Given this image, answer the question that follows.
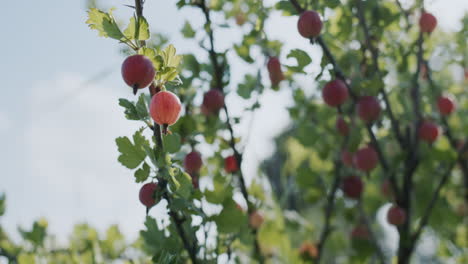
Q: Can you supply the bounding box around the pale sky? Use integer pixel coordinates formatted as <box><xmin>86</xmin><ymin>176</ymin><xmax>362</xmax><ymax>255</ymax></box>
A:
<box><xmin>0</xmin><ymin>0</ymin><xmax>466</xmax><ymax>246</ymax></box>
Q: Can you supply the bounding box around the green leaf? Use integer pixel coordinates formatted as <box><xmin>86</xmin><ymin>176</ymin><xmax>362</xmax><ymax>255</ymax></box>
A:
<box><xmin>86</xmin><ymin>8</ymin><xmax>125</xmax><ymax>40</ymax></box>
<box><xmin>134</xmin><ymin>162</ymin><xmax>151</xmax><ymax>183</ymax></box>
<box><xmin>237</xmin><ymin>74</ymin><xmax>260</xmax><ymax>99</ymax></box>
<box><xmin>123</xmin><ymin>16</ymin><xmax>150</xmax><ymax>41</ymax></box>
<box><xmin>181</xmin><ymin>21</ymin><xmax>196</xmax><ymax>38</ymax></box>
<box><xmin>171</xmin><ymin>170</ymin><xmax>193</xmax><ymax>199</ymax></box>
<box><xmin>0</xmin><ymin>193</ymin><xmax>5</xmax><ymax>217</ymax></box>
<box><xmin>115</xmin><ymin>131</ymin><xmax>148</xmax><ymax>169</ymax></box>
<box><xmin>135</xmin><ymin>94</ymin><xmax>150</xmax><ymax>120</ymax></box>
<box><xmin>213</xmin><ymin>199</ymin><xmax>246</xmax><ymax>234</ymax></box>
<box><xmin>275</xmin><ymin>1</ymin><xmax>297</xmax><ymax>16</ymax></box>
<box><xmin>19</xmin><ymin>219</ymin><xmax>48</xmax><ymax>248</ymax></box>
<box><xmin>163</xmin><ymin>133</ymin><xmax>181</xmax><ymax>154</ymax></box>
<box><xmin>119</xmin><ymin>99</ymin><xmax>139</xmax><ymax>120</ymax></box>
<box><xmin>286</xmin><ymin>49</ymin><xmax>312</xmax><ymax>73</ymax></box>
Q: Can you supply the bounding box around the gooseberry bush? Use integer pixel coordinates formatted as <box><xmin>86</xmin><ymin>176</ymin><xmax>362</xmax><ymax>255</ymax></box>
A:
<box><xmin>84</xmin><ymin>0</ymin><xmax>467</xmax><ymax>263</ymax></box>
<box><xmin>1</xmin><ymin>0</ymin><xmax>467</xmax><ymax>263</ymax></box>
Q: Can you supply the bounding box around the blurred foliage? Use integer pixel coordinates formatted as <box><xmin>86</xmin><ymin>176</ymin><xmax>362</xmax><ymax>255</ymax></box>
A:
<box><xmin>3</xmin><ymin>0</ymin><xmax>468</xmax><ymax>263</ymax></box>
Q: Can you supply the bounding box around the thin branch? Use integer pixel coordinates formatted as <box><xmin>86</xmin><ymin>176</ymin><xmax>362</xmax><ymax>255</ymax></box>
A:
<box><xmin>134</xmin><ymin>1</ymin><xmax>199</xmax><ymax>263</ymax></box>
<box><xmin>355</xmin><ymin>0</ymin><xmax>406</xmax><ymax>148</ymax></box>
<box><xmin>315</xmin><ymin>156</ymin><xmax>343</xmax><ymax>263</ymax></box>
<box><xmin>195</xmin><ymin>1</ymin><xmax>264</xmax><ymax>262</ymax></box>
<box><xmin>410</xmin><ymin>162</ymin><xmax>456</xmax><ymax>247</ymax></box>
<box><xmin>357</xmin><ymin>200</ymin><xmax>388</xmax><ymax>264</ymax></box>
<box><xmin>423</xmin><ymin>60</ymin><xmax>468</xmax><ymax>205</ymax></box>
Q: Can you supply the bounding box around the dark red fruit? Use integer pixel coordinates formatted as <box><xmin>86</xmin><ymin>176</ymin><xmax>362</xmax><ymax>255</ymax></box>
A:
<box><xmin>387</xmin><ymin>205</ymin><xmax>406</xmax><ymax>226</ymax></box>
<box><xmin>418</xmin><ymin>121</ymin><xmax>439</xmax><ymax>143</ymax></box>
<box><xmin>341</xmin><ymin>150</ymin><xmax>354</xmax><ymax>168</ymax></box>
<box><xmin>297</xmin><ymin>10</ymin><xmax>323</xmax><ymax>38</ymax></box>
<box><xmin>336</xmin><ymin>117</ymin><xmax>350</xmax><ymax>136</ymax></box>
<box><xmin>419</xmin><ymin>12</ymin><xmax>437</xmax><ymax>33</ymax></box>
<box><xmin>351</xmin><ymin>225</ymin><xmax>370</xmax><ymax>240</ymax></box>
<box><xmin>342</xmin><ymin>176</ymin><xmax>364</xmax><ymax>199</ymax></box>
<box><xmin>203</xmin><ymin>89</ymin><xmax>225</xmax><ymax>114</ymax></box>
<box><xmin>249</xmin><ymin>211</ymin><xmax>264</xmax><ymax>228</ymax></box>
<box><xmin>356</xmin><ymin>96</ymin><xmax>381</xmax><ymax>123</ymax></box>
<box><xmin>224</xmin><ymin>155</ymin><xmax>239</xmax><ymax>173</ymax></box>
<box><xmin>381</xmin><ymin>179</ymin><xmax>393</xmax><ymax>199</ymax></box>
<box><xmin>299</xmin><ymin>242</ymin><xmax>318</xmax><ymax>260</ymax></box>
<box><xmin>150</xmin><ymin>91</ymin><xmax>182</xmax><ymax>127</ymax></box>
<box><xmin>121</xmin><ymin>55</ymin><xmax>156</xmax><ymax>93</ymax></box>
<box><xmin>437</xmin><ymin>96</ymin><xmax>455</xmax><ymax>116</ymax></box>
<box><xmin>184</xmin><ymin>151</ymin><xmax>203</xmax><ymax>174</ymax></box>
<box><xmin>139</xmin><ymin>182</ymin><xmax>158</xmax><ymax>207</ymax></box>
<box><xmin>353</xmin><ymin>146</ymin><xmax>378</xmax><ymax>172</ymax></box>
<box><xmin>322</xmin><ymin>80</ymin><xmax>349</xmax><ymax>107</ymax></box>
<box><xmin>267</xmin><ymin>57</ymin><xmax>285</xmax><ymax>86</ymax></box>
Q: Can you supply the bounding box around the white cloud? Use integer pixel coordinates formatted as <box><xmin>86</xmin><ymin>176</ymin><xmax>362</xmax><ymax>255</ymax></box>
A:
<box><xmin>0</xmin><ymin>111</ymin><xmax>11</xmax><ymax>134</ymax></box>
<box><xmin>6</xmin><ymin>72</ymin><xmax>151</xmax><ymax>242</ymax></box>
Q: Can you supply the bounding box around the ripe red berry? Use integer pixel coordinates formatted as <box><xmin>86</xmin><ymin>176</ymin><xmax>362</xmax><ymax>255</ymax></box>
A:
<box><xmin>267</xmin><ymin>57</ymin><xmax>285</xmax><ymax>86</ymax></box>
<box><xmin>353</xmin><ymin>146</ymin><xmax>378</xmax><ymax>172</ymax></box>
<box><xmin>341</xmin><ymin>150</ymin><xmax>354</xmax><ymax>168</ymax></box>
<box><xmin>299</xmin><ymin>242</ymin><xmax>318</xmax><ymax>260</ymax></box>
<box><xmin>437</xmin><ymin>96</ymin><xmax>455</xmax><ymax>116</ymax></box>
<box><xmin>139</xmin><ymin>182</ymin><xmax>158</xmax><ymax>208</ymax></box>
<box><xmin>121</xmin><ymin>55</ymin><xmax>156</xmax><ymax>93</ymax></box>
<box><xmin>336</xmin><ymin>117</ymin><xmax>350</xmax><ymax>136</ymax></box>
<box><xmin>381</xmin><ymin>179</ymin><xmax>393</xmax><ymax>199</ymax></box>
<box><xmin>419</xmin><ymin>12</ymin><xmax>437</xmax><ymax>33</ymax></box>
<box><xmin>224</xmin><ymin>155</ymin><xmax>239</xmax><ymax>173</ymax></box>
<box><xmin>249</xmin><ymin>211</ymin><xmax>264</xmax><ymax>229</ymax></box>
<box><xmin>387</xmin><ymin>205</ymin><xmax>406</xmax><ymax>226</ymax></box>
<box><xmin>203</xmin><ymin>89</ymin><xmax>225</xmax><ymax>114</ymax></box>
<box><xmin>351</xmin><ymin>225</ymin><xmax>370</xmax><ymax>240</ymax></box>
<box><xmin>184</xmin><ymin>151</ymin><xmax>203</xmax><ymax>174</ymax></box>
<box><xmin>297</xmin><ymin>10</ymin><xmax>323</xmax><ymax>38</ymax></box>
<box><xmin>356</xmin><ymin>96</ymin><xmax>381</xmax><ymax>123</ymax></box>
<box><xmin>150</xmin><ymin>91</ymin><xmax>182</xmax><ymax>127</ymax></box>
<box><xmin>418</xmin><ymin>121</ymin><xmax>440</xmax><ymax>143</ymax></box>
<box><xmin>322</xmin><ymin>80</ymin><xmax>349</xmax><ymax>107</ymax></box>
<box><xmin>342</xmin><ymin>176</ymin><xmax>364</xmax><ymax>199</ymax></box>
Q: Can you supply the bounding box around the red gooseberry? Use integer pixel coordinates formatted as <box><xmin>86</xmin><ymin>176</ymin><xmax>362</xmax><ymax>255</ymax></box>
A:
<box><xmin>139</xmin><ymin>182</ymin><xmax>158</xmax><ymax>208</ymax></box>
<box><xmin>224</xmin><ymin>155</ymin><xmax>239</xmax><ymax>173</ymax></box>
<box><xmin>184</xmin><ymin>151</ymin><xmax>203</xmax><ymax>174</ymax></box>
<box><xmin>297</xmin><ymin>10</ymin><xmax>323</xmax><ymax>38</ymax></box>
<box><xmin>150</xmin><ymin>91</ymin><xmax>182</xmax><ymax>129</ymax></box>
<box><xmin>322</xmin><ymin>80</ymin><xmax>349</xmax><ymax>107</ymax></box>
<box><xmin>418</xmin><ymin>121</ymin><xmax>439</xmax><ymax>143</ymax></box>
<box><xmin>353</xmin><ymin>146</ymin><xmax>379</xmax><ymax>172</ymax></box>
<box><xmin>387</xmin><ymin>205</ymin><xmax>407</xmax><ymax>226</ymax></box>
<box><xmin>342</xmin><ymin>176</ymin><xmax>364</xmax><ymax>199</ymax></box>
<box><xmin>203</xmin><ymin>89</ymin><xmax>225</xmax><ymax>114</ymax></box>
<box><xmin>419</xmin><ymin>12</ymin><xmax>437</xmax><ymax>33</ymax></box>
<box><xmin>121</xmin><ymin>55</ymin><xmax>156</xmax><ymax>94</ymax></box>
<box><xmin>356</xmin><ymin>96</ymin><xmax>381</xmax><ymax>123</ymax></box>
<box><xmin>336</xmin><ymin>117</ymin><xmax>350</xmax><ymax>136</ymax></box>
<box><xmin>437</xmin><ymin>96</ymin><xmax>455</xmax><ymax>116</ymax></box>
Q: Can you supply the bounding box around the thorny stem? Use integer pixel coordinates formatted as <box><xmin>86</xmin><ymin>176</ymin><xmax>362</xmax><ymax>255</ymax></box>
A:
<box><xmin>423</xmin><ymin>60</ymin><xmax>468</xmax><ymax>206</ymax></box>
<box><xmin>195</xmin><ymin>0</ymin><xmax>264</xmax><ymax>262</ymax></box>
<box><xmin>134</xmin><ymin>1</ymin><xmax>199</xmax><ymax>263</ymax></box>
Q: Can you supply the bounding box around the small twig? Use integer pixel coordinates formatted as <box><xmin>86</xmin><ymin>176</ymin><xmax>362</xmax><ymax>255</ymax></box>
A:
<box><xmin>423</xmin><ymin>60</ymin><xmax>468</xmax><ymax>205</ymax></box>
<box><xmin>194</xmin><ymin>1</ymin><xmax>264</xmax><ymax>262</ymax></box>
<box><xmin>355</xmin><ymin>0</ymin><xmax>406</xmax><ymax>148</ymax></box>
<box><xmin>133</xmin><ymin>1</ymin><xmax>199</xmax><ymax>263</ymax></box>
<box><xmin>357</xmin><ymin>200</ymin><xmax>388</xmax><ymax>264</ymax></box>
<box><xmin>410</xmin><ymin>162</ymin><xmax>456</xmax><ymax>248</ymax></box>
